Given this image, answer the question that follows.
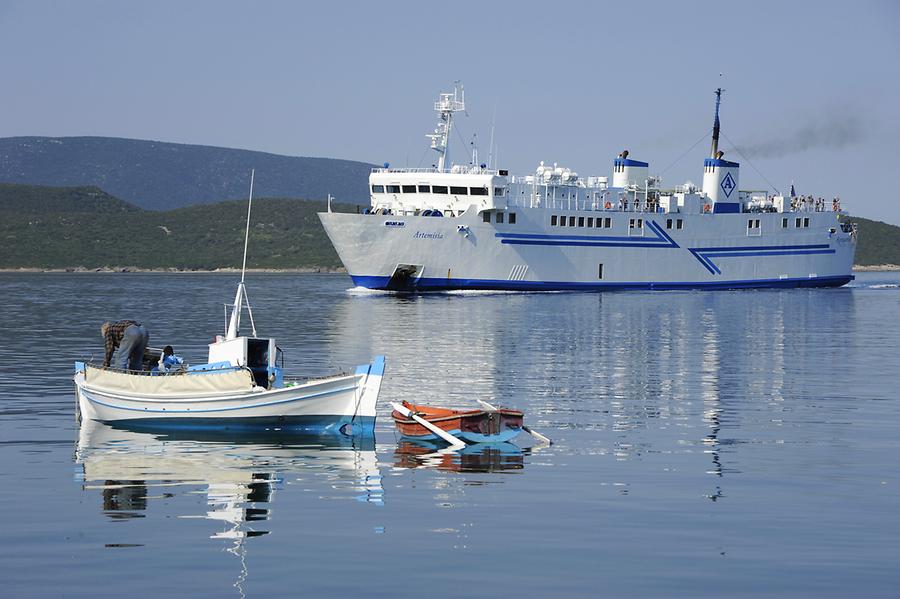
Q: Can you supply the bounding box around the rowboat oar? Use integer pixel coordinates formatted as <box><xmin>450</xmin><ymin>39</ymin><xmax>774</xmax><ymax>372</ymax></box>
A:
<box><xmin>477</xmin><ymin>399</ymin><xmax>552</xmax><ymax>446</ymax></box>
<box><xmin>391</xmin><ymin>402</ymin><xmax>466</xmax><ymax>449</ymax></box>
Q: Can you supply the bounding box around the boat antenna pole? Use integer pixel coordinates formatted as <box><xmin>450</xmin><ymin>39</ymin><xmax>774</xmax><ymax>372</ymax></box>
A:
<box><xmin>226</xmin><ymin>169</ymin><xmax>257</xmax><ymax>339</ymax></box>
<box><xmin>426</xmin><ymin>81</ymin><xmax>465</xmax><ymax>172</ymax></box>
<box><xmin>710</xmin><ymin>87</ymin><xmax>723</xmax><ymax>158</ymax></box>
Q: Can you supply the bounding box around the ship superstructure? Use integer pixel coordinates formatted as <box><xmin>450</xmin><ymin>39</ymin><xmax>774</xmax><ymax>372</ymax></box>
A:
<box><xmin>319</xmin><ymin>85</ymin><xmax>856</xmax><ymax>291</ymax></box>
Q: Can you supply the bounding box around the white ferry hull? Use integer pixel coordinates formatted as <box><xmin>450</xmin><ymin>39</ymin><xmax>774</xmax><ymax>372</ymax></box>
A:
<box><xmin>320</xmin><ymin>210</ymin><xmax>855</xmax><ymax>291</ymax></box>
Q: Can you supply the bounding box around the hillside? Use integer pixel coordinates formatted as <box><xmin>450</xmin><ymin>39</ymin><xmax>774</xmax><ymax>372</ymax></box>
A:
<box><xmin>0</xmin><ymin>184</ymin><xmax>346</xmax><ymax>269</ymax></box>
<box><xmin>0</xmin><ymin>136</ymin><xmax>373</xmax><ymax>211</ymax></box>
<box><xmin>846</xmin><ymin>216</ymin><xmax>900</xmax><ymax>266</ymax></box>
<box><xmin>1</xmin><ymin>183</ymin><xmax>899</xmax><ymax>270</ymax></box>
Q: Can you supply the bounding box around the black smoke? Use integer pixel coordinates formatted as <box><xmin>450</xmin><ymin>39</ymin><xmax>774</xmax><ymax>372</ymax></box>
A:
<box><xmin>731</xmin><ymin>112</ymin><xmax>866</xmax><ymax>159</ymax></box>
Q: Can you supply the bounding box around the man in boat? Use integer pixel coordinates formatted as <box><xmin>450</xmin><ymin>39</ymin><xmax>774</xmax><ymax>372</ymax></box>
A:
<box><xmin>101</xmin><ymin>320</ymin><xmax>150</xmax><ymax>371</ymax></box>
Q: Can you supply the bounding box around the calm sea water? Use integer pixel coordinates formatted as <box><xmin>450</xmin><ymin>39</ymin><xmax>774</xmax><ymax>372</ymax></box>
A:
<box><xmin>1</xmin><ymin>272</ymin><xmax>898</xmax><ymax>597</ymax></box>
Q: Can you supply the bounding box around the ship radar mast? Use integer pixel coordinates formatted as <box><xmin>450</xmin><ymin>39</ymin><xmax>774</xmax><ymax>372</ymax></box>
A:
<box><xmin>710</xmin><ymin>87</ymin><xmax>724</xmax><ymax>158</ymax></box>
<box><xmin>426</xmin><ymin>82</ymin><xmax>465</xmax><ymax>172</ymax></box>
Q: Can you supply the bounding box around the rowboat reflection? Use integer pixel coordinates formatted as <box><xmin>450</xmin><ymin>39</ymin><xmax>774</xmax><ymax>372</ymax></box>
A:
<box><xmin>393</xmin><ymin>439</ymin><xmax>525</xmax><ymax>473</ymax></box>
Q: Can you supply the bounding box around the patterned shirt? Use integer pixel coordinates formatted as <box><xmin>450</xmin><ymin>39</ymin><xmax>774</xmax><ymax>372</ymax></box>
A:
<box><xmin>103</xmin><ymin>320</ymin><xmax>139</xmax><ymax>367</ymax></box>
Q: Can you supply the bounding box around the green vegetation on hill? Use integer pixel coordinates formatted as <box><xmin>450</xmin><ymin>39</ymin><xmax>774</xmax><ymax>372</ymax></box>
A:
<box><xmin>2</xmin><ymin>183</ymin><xmax>899</xmax><ymax>270</ymax></box>
<box><xmin>0</xmin><ymin>184</ymin><xmax>346</xmax><ymax>269</ymax></box>
<box><xmin>843</xmin><ymin>216</ymin><xmax>900</xmax><ymax>266</ymax></box>
<box><xmin>0</xmin><ymin>136</ymin><xmax>373</xmax><ymax>211</ymax></box>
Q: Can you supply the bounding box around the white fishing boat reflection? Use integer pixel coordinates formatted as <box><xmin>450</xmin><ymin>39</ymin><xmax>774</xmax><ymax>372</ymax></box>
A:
<box><xmin>76</xmin><ymin>420</ymin><xmax>383</xmax><ymax>539</ymax></box>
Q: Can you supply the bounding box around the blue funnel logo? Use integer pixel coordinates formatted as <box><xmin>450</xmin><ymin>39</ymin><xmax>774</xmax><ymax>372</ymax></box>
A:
<box><xmin>720</xmin><ymin>172</ymin><xmax>736</xmax><ymax>198</ymax></box>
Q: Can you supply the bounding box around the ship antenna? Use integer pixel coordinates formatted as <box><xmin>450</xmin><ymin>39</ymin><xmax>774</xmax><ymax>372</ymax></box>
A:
<box><xmin>710</xmin><ymin>87</ymin><xmax>724</xmax><ymax>158</ymax></box>
<box><xmin>487</xmin><ymin>101</ymin><xmax>497</xmax><ymax>169</ymax></box>
<box><xmin>426</xmin><ymin>81</ymin><xmax>466</xmax><ymax>172</ymax></box>
<box><xmin>226</xmin><ymin>169</ymin><xmax>258</xmax><ymax>340</ymax></box>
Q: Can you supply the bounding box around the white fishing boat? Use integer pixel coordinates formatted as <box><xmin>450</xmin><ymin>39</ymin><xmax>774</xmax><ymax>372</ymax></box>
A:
<box><xmin>74</xmin><ymin>171</ymin><xmax>385</xmax><ymax>436</ymax></box>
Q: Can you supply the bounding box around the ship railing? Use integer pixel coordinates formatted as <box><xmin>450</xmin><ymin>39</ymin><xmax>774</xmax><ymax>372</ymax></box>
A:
<box><xmin>506</xmin><ymin>195</ymin><xmax>666</xmax><ymax>213</ymax></box>
<box><xmin>371</xmin><ymin>166</ymin><xmax>502</xmax><ymax>175</ymax></box>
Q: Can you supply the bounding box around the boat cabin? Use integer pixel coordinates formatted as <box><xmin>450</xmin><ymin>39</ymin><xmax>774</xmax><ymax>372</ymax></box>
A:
<box><xmin>208</xmin><ymin>335</ymin><xmax>283</xmax><ymax>389</ymax></box>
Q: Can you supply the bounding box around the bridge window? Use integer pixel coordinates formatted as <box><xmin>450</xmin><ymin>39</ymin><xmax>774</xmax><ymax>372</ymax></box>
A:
<box><xmin>418</xmin><ymin>185</ymin><xmax>430</xmax><ymax>193</ymax></box>
<box><xmin>551</xmin><ymin>215</ymin><xmax>558</xmax><ymax>226</ymax></box>
<box><xmin>386</xmin><ymin>185</ymin><xmax>401</xmax><ymax>194</ymax></box>
<box><xmin>451</xmin><ymin>186</ymin><xmax>468</xmax><ymax>195</ymax></box>
<box><xmin>371</xmin><ymin>185</ymin><xmax>385</xmax><ymax>193</ymax></box>
<box><xmin>432</xmin><ymin>185</ymin><xmax>448</xmax><ymax>194</ymax></box>
<box><xmin>509</xmin><ymin>213</ymin><xmax>516</xmax><ymax>224</ymax></box>
<box><xmin>402</xmin><ymin>185</ymin><xmax>416</xmax><ymax>193</ymax></box>
<box><xmin>496</xmin><ymin>211</ymin><xmax>504</xmax><ymax>224</ymax></box>
<box><xmin>470</xmin><ymin>187</ymin><xmax>488</xmax><ymax>196</ymax></box>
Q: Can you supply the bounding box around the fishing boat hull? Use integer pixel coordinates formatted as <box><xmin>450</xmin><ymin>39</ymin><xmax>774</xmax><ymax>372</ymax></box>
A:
<box><xmin>391</xmin><ymin>401</ymin><xmax>523</xmax><ymax>444</ymax></box>
<box><xmin>74</xmin><ymin>356</ymin><xmax>385</xmax><ymax>436</ymax></box>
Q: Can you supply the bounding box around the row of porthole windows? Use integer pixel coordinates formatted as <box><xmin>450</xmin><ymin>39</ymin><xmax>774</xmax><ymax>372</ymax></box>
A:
<box><xmin>551</xmin><ymin>215</ymin><xmax>614</xmax><ymax>228</ymax></box>
<box><xmin>482</xmin><ymin>211</ymin><xmax>517</xmax><ymax>224</ymax></box>
<box><xmin>372</xmin><ymin>184</ymin><xmax>504</xmax><ymax>197</ymax></box>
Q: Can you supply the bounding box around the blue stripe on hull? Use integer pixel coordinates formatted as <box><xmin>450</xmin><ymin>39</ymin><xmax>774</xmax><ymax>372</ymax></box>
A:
<box><xmin>351</xmin><ymin>275</ymin><xmax>854</xmax><ymax>292</ymax></box>
<box><xmin>90</xmin><ymin>415</ymin><xmax>376</xmax><ymax>436</ymax></box>
<box><xmin>401</xmin><ymin>427</ymin><xmax>522</xmax><ymax>444</ymax></box>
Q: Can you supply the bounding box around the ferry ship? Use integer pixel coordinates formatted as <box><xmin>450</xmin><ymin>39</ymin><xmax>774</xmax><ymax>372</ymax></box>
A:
<box><xmin>319</xmin><ymin>85</ymin><xmax>856</xmax><ymax>291</ymax></box>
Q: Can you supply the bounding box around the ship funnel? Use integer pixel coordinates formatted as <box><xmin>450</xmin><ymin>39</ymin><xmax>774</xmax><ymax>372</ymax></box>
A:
<box><xmin>701</xmin><ymin>89</ymin><xmax>740</xmax><ymax>210</ymax></box>
<box><xmin>613</xmin><ymin>151</ymin><xmax>648</xmax><ymax>188</ymax></box>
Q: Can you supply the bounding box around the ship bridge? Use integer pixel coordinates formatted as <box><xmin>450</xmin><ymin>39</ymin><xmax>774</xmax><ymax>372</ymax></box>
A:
<box><xmin>368</xmin><ymin>167</ymin><xmax>509</xmax><ymax>216</ymax></box>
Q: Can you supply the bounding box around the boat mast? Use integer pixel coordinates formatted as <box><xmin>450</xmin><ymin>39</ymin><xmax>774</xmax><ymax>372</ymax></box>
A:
<box><xmin>226</xmin><ymin>169</ymin><xmax>258</xmax><ymax>340</ymax></box>
<box><xmin>426</xmin><ymin>82</ymin><xmax>465</xmax><ymax>172</ymax></box>
<box><xmin>710</xmin><ymin>87</ymin><xmax>723</xmax><ymax>158</ymax></box>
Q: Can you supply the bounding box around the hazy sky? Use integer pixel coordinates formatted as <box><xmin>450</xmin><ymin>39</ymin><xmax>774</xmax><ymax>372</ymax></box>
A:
<box><xmin>3</xmin><ymin>0</ymin><xmax>899</xmax><ymax>224</ymax></box>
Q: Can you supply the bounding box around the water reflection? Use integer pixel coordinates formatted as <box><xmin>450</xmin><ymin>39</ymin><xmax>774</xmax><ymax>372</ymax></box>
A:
<box><xmin>393</xmin><ymin>440</ymin><xmax>526</xmax><ymax>473</ymax></box>
<box><xmin>75</xmin><ymin>420</ymin><xmax>382</xmax><ymax>592</ymax></box>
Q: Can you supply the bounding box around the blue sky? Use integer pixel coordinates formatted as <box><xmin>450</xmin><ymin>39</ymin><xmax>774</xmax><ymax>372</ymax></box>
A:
<box><xmin>3</xmin><ymin>0</ymin><xmax>899</xmax><ymax>224</ymax></box>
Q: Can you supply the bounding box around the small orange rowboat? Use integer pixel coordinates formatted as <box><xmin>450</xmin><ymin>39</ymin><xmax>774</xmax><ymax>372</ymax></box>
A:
<box><xmin>391</xmin><ymin>400</ymin><xmax>524</xmax><ymax>444</ymax></box>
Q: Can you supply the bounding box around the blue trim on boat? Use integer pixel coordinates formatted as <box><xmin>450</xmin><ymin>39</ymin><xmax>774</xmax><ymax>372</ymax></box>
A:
<box><xmin>614</xmin><ymin>158</ymin><xmax>649</xmax><ymax>167</ymax></box>
<box><xmin>356</xmin><ymin>355</ymin><xmax>385</xmax><ymax>378</ymax></box>
<box><xmin>704</xmin><ymin>158</ymin><xmax>740</xmax><ymax>168</ymax></box>
<box><xmin>93</xmin><ymin>415</ymin><xmax>375</xmax><ymax>436</ymax></box>
<box><xmin>712</xmin><ymin>202</ymin><xmax>740</xmax><ymax>214</ymax></box>
<box><xmin>401</xmin><ymin>427</ymin><xmax>522</xmax><ymax>444</ymax></box>
<box><xmin>350</xmin><ymin>274</ymin><xmax>854</xmax><ymax>291</ymax></box>
<box><xmin>688</xmin><ymin>243</ymin><xmax>836</xmax><ymax>274</ymax></box>
<box><xmin>496</xmin><ymin>219</ymin><xmax>679</xmax><ymax>248</ymax></box>
<box><xmin>84</xmin><ymin>383</ymin><xmax>358</xmax><ymax>413</ymax></box>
